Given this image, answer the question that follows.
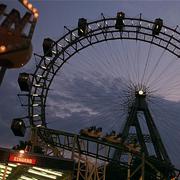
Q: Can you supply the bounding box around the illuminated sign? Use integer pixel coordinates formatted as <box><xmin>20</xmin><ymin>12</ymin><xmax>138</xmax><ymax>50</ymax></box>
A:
<box><xmin>0</xmin><ymin>147</ymin><xmax>74</xmax><ymax>171</ymax></box>
<box><xmin>9</xmin><ymin>154</ymin><xmax>36</xmax><ymax>165</ymax></box>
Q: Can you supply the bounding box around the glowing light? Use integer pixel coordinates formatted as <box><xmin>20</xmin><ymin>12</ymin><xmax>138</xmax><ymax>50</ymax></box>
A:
<box><xmin>36</xmin><ymin>124</ymin><xmax>42</xmax><ymax>127</ymax></box>
<box><xmin>37</xmin><ymin>74</ymin><xmax>43</xmax><ymax>78</ymax></box>
<box><xmin>65</xmin><ymin>38</ymin><xmax>70</xmax><ymax>42</ymax></box>
<box><xmin>0</xmin><ymin>45</ymin><xmax>6</xmax><ymax>53</ymax></box>
<box><xmin>28</xmin><ymin>169</ymin><xmax>57</xmax><ymax>179</ymax></box>
<box><xmin>0</xmin><ymin>173</ymin><xmax>8</xmax><ymax>177</ymax></box>
<box><xmin>8</xmin><ymin>163</ymin><xmax>17</xmax><ymax>167</ymax></box>
<box><xmin>20</xmin><ymin>0</ymin><xmax>39</xmax><ymax>19</ymax></box>
<box><xmin>80</xmin><ymin>29</ymin><xmax>84</xmax><ymax>33</ymax></box>
<box><xmin>20</xmin><ymin>175</ymin><xmax>38</xmax><ymax>180</ymax></box>
<box><xmin>88</xmin><ymin>25</ymin><xmax>92</xmax><ymax>30</ymax></box>
<box><xmin>19</xmin><ymin>150</ymin><xmax>25</xmax><ymax>154</ymax></box>
<box><xmin>0</xmin><ymin>165</ymin><xmax>12</xmax><ymax>171</ymax></box>
<box><xmin>22</xmin><ymin>0</ymin><xmax>28</xmax><ymax>5</ymax></box>
<box><xmin>45</xmin><ymin>57</ymin><xmax>51</xmax><ymax>61</ymax></box>
<box><xmin>97</xmin><ymin>23</ymin><xmax>101</xmax><ymax>27</ymax></box>
<box><xmin>9</xmin><ymin>154</ymin><xmax>36</xmax><ymax>165</ymax></box>
<box><xmin>32</xmin><ymin>94</ymin><xmax>39</xmax><ymax>97</ymax></box>
<box><xmin>52</xmin><ymin>50</ymin><xmax>56</xmax><ymax>54</ymax></box>
<box><xmin>72</xmin><ymin>33</ymin><xmax>77</xmax><ymax>37</ymax></box>
<box><xmin>34</xmin><ymin>84</ymin><xmax>41</xmax><ymax>87</ymax></box>
<box><xmin>40</xmin><ymin>65</ymin><xmax>47</xmax><ymax>69</ymax></box>
<box><xmin>27</xmin><ymin>3</ymin><xmax>33</xmax><ymax>10</ymax></box>
<box><xmin>138</xmin><ymin>90</ymin><xmax>144</xmax><ymax>95</ymax></box>
<box><xmin>33</xmin><ymin>114</ymin><xmax>39</xmax><ymax>117</ymax></box>
<box><xmin>32</xmin><ymin>167</ymin><xmax>63</xmax><ymax>176</ymax></box>
<box><xmin>32</xmin><ymin>7</ymin><xmax>38</xmax><ymax>13</ymax></box>
<box><xmin>34</xmin><ymin>12</ymin><xmax>39</xmax><ymax>19</ymax></box>
<box><xmin>1</xmin><ymin>170</ymin><xmax>11</xmax><ymax>174</ymax></box>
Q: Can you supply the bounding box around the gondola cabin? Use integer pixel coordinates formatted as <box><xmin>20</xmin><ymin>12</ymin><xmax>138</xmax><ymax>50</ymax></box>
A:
<box><xmin>80</xmin><ymin>126</ymin><xmax>102</xmax><ymax>138</ymax></box>
<box><xmin>103</xmin><ymin>131</ymin><xmax>122</xmax><ymax>144</ymax></box>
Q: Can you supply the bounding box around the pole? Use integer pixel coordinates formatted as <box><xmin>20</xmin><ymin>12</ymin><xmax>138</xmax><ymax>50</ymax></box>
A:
<box><xmin>127</xmin><ymin>153</ymin><xmax>132</xmax><ymax>180</ymax></box>
<box><xmin>141</xmin><ymin>153</ymin><xmax>145</xmax><ymax>180</ymax></box>
<box><xmin>0</xmin><ymin>67</ymin><xmax>7</xmax><ymax>86</ymax></box>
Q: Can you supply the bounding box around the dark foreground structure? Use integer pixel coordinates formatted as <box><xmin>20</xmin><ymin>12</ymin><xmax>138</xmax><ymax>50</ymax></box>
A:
<box><xmin>0</xmin><ymin>147</ymin><xmax>74</xmax><ymax>179</ymax></box>
<box><xmin>1</xmin><ymin>1</ymin><xmax>180</xmax><ymax>179</ymax></box>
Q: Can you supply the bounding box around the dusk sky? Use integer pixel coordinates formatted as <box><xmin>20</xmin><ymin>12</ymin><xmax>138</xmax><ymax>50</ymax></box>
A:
<box><xmin>1</xmin><ymin>0</ymin><xmax>180</xmax><ymax>169</ymax></box>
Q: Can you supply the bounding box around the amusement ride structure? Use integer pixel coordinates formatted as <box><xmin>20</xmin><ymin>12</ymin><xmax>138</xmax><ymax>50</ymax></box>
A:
<box><xmin>0</xmin><ymin>0</ymin><xmax>38</xmax><ymax>85</ymax></box>
<box><xmin>1</xmin><ymin>2</ymin><xmax>180</xmax><ymax>179</ymax></box>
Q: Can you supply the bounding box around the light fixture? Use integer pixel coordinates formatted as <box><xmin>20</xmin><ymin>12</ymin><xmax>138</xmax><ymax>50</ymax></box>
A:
<box><xmin>40</xmin><ymin>65</ymin><xmax>47</xmax><ymax>70</ymax></box>
<box><xmin>33</xmin><ymin>114</ymin><xmax>39</xmax><ymax>117</ymax></box>
<box><xmin>34</xmin><ymin>84</ymin><xmax>41</xmax><ymax>87</ymax></box>
<box><xmin>28</xmin><ymin>169</ymin><xmax>57</xmax><ymax>179</ymax></box>
<box><xmin>8</xmin><ymin>163</ymin><xmax>17</xmax><ymax>167</ymax></box>
<box><xmin>0</xmin><ymin>45</ymin><xmax>6</xmax><ymax>53</ymax></box>
<box><xmin>20</xmin><ymin>175</ymin><xmax>38</xmax><ymax>180</ymax></box>
<box><xmin>37</xmin><ymin>74</ymin><xmax>43</xmax><ymax>78</ymax></box>
<box><xmin>32</xmin><ymin>166</ymin><xmax>63</xmax><ymax>176</ymax></box>
<box><xmin>22</xmin><ymin>0</ymin><xmax>28</xmax><ymax>6</ymax></box>
<box><xmin>34</xmin><ymin>12</ymin><xmax>39</xmax><ymax>19</ymax></box>
<box><xmin>32</xmin><ymin>7</ymin><xmax>37</xmax><ymax>13</ymax></box>
<box><xmin>32</xmin><ymin>104</ymin><xmax>39</xmax><ymax>107</ymax></box>
<box><xmin>27</xmin><ymin>3</ymin><xmax>33</xmax><ymax>10</ymax></box>
<box><xmin>36</xmin><ymin>124</ymin><xmax>42</xmax><ymax>127</ymax></box>
<box><xmin>0</xmin><ymin>170</ymin><xmax>11</xmax><ymax>174</ymax></box>
<box><xmin>0</xmin><ymin>173</ymin><xmax>8</xmax><ymax>177</ymax></box>
<box><xmin>0</xmin><ymin>165</ymin><xmax>12</xmax><ymax>171</ymax></box>
<box><xmin>32</xmin><ymin>94</ymin><xmax>39</xmax><ymax>97</ymax></box>
<box><xmin>52</xmin><ymin>50</ymin><xmax>57</xmax><ymax>55</ymax></box>
<box><xmin>19</xmin><ymin>150</ymin><xmax>25</xmax><ymax>154</ymax></box>
<box><xmin>138</xmin><ymin>90</ymin><xmax>144</xmax><ymax>95</ymax></box>
<box><xmin>20</xmin><ymin>0</ymin><xmax>39</xmax><ymax>19</ymax></box>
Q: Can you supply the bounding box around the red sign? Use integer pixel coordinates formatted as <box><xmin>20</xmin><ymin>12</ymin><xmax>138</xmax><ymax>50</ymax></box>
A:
<box><xmin>9</xmin><ymin>154</ymin><xmax>37</xmax><ymax>165</ymax></box>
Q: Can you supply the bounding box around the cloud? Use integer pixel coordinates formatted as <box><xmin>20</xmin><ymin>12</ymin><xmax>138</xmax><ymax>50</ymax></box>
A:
<box><xmin>46</xmin><ymin>74</ymin><xmax>180</xmax><ymax>167</ymax></box>
<box><xmin>0</xmin><ymin>69</ymin><xmax>27</xmax><ymax>148</ymax></box>
<box><xmin>2</xmin><ymin>0</ymin><xmax>180</xmax><ymax>169</ymax></box>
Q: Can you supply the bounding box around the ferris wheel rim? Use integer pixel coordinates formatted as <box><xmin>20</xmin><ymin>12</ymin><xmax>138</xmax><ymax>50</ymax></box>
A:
<box><xmin>27</xmin><ymin>14</ymin><xmax>180</xmax><ymax>128</ymax></box>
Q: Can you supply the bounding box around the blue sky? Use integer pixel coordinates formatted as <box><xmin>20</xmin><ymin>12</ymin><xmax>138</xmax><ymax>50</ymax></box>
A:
<box><xmin>1</xmin><ymin>0</ymin><xmax>180</xmax><ymax>168</ymax></box>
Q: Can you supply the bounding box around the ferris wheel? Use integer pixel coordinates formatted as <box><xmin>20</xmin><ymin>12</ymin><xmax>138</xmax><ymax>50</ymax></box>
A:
<box><xmin>14</xmin><ymin>12</ymin><xmax>180</xmax><ymax>179</ymax></box>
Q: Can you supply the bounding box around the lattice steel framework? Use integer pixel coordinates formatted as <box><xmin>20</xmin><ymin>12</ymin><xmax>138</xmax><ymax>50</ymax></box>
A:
<box><xmin>17</xmin><ymin>13</ymin><xmax>180</xmax><ymax>179</ymax></box>
<box><xmin>36</xmin><ymin>127</ymin><xmax>179</xmax><ymax>179</ymax></box>
<box><xmin>23</xmin><ymin>14</ymin><xmax>180</xmax><ymax>127</ymax></box>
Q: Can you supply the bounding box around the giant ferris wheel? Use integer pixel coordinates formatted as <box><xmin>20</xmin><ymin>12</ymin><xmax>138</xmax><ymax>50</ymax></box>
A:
<box><xmin>15</xmin><ymin>12</ymin><xmax>180</xmax><ymax>179</ymax></box>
